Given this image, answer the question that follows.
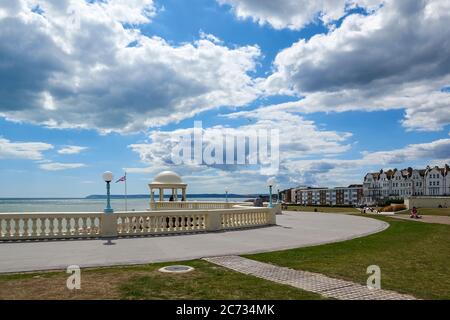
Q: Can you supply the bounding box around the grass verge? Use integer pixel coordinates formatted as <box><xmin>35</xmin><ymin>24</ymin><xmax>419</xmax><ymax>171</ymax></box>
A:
<box><xmin>0</xmin><ymin>260</ymin><xmax>323</xmax><ymax>300</ymax></box>
<box><xmin>412</xmin><ymin>208</ymin><xmax>450</xmax><ymax>216</ymax></box>
<box><xmin>245</xmin><ymin>216</ymin><xmax>450</xmax><ymax>299</ymax></box>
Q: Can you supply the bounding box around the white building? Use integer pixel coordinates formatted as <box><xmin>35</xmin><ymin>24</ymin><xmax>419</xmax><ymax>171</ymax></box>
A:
<box><xmin>363</xmin><ymin>165</ymin><xmax>450</xmax><ymax>204</ymax></box>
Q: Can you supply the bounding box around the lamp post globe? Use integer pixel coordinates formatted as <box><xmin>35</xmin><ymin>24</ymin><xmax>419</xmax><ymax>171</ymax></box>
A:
<box><xmin>103</xmin><ymin>171</ymin><xmax>114</xmax><ymax>213</ymax></box>
<box><xmin>103</xmin><ymin>171</ymin><xmax>113</xmax><ymax>183</ymax></box>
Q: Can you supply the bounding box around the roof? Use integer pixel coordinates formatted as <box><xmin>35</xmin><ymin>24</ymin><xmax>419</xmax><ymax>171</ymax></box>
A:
<box><xmin>150</xmin><ymin>171</ymin><xmax>186</xmax><ymax>186</ymax></box>
<box><xmin>367</xmin><ymin>164</ymin><xmax>449</xmax><ymax>180</ymax></box>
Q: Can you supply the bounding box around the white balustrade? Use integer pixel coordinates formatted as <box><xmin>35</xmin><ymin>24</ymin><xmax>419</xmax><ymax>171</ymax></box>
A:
<box><xmin>150</xmin><ymin>201</ymin><xmax>250</xmax><ymax>211</ymax></box>
<box><xmin>0</xmin><ymin>213</ymin><xmax>102</xmax><ymax>241</ymax></box>
<box><xmin>221</xmin><ymin>209</ymin><xmax>272</xmax><ymax>229</ymax></box>
<box><xmin>0</xmin><ymin>206</ymin><xmax>276</xmax><ymax>241</ymax></box>
<box><xmin>116</xmin><ymin>211</ymin><xmax>207</xmax><ymax>235</ymax></box>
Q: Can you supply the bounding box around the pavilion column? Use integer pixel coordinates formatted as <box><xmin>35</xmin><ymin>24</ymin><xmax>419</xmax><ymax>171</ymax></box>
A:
<box><xmin>174</xmin><ymin>188</ymin><xmax>178</xmax><ymax>201</ymax></box>
<box><xmin>171</xmin><ymin>188</ymin><xmax>175</xmax><ymax>200</ymax></box>
<box><xmin>159</xmin><ymin>188</ymin><xmax>163</xmax><ymax>201</ymax></box>
<box><xmin>150</xmin><ymin>189</ymin><xmax>154</xmax><ymax>203</ymax></box>
<box><xmin>182</xmin><ymin>188</ymin><xmax>186</xmax><ymax>201</ymax></box>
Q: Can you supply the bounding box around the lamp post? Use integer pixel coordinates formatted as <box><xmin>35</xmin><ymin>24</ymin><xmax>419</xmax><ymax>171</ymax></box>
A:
<box><xmin>102</xmin><ymin>171</ymin><xmax>114</xmax><ymax>214</ymax></box>
<box><xmin>267</xmin><ymin>177</ymin><xmax>276</xmax><ymax>209</ymax></box>
<box><xmin>225</xmin><ymin>187</ymin><xmax>229</xmax><ymax>203</ymax></box>
<box><xmin>277</xmin><ymin>189</ymin><xmax>281</xmax><ymax>204</ymax></box>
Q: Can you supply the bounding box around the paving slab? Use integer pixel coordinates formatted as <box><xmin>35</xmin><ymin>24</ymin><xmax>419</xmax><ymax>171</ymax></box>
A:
<box><xmin>0</xmin><ymin>211</ymin><xmax>388</xmax><ymax>273</ymax></box>
<box><xmin>204</xmin><ymin>256</ymin><xmax>417</xmax><ymax>300</ymax></box>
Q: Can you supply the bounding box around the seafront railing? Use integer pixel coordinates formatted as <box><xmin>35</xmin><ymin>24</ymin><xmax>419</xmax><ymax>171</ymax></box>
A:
<box><xmin>0</xmin><ymin>206</ymin><xmax>276</xmax><ymax>241</ymax></box>
<box><xmin>150</xmin><ymin>201</ymin><xmax>251</xmax><ymax>210</ymax></box>
<box><xmin>0</xmin><ymin>212</ymin><xmax>102</xmax><ymax>240</ymax></box>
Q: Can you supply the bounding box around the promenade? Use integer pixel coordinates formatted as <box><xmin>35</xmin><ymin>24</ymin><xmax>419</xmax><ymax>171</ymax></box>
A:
<box><xmin>0</xmin><ymin>212</ymin><xmax>387</xmax><ymax>273</ymax></box>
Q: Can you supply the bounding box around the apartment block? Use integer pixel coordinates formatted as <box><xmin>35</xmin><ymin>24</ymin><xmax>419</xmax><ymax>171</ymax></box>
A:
<box><xmin>293</xmin><ymin>185</ymin><xmax>363</xmax><ymax>206</ymax></box>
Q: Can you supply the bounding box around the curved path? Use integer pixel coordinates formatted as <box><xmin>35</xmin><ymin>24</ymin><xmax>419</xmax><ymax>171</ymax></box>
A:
<box><xmin>0</xmin><ymin>212</ymin><xmax>388</xmax><ymax>273</ymax></box>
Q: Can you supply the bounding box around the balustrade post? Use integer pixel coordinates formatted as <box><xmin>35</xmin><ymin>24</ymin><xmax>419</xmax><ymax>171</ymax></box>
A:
<box><xmin>206</xmin><ymin>211</ymin><xmax>222</xmax><ymax>231</ymax></box>
<box><xmin>14</xmin><ymin>218</ymin><xmax>20</xmax><ymax>238</ymax></box>
<box><xmin>268</xmin><ymin>208</ymin><xmax>277</xmax><ymax>225</ymax></box>
<box><xmin>101</xmin><ymin>212</ymin><xmax>118</xmax><ymax>238</ymax></box>
<box><xmin>5</xmin><ymin>219</ymin><xmax>11</xmax><ymax>238</ymax></box>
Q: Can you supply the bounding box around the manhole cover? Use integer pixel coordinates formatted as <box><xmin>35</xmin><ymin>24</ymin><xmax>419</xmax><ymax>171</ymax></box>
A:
<box><xmin>158</xmin><ymin>265</ymin><xmax>195</xmax><ymax>273</ymax></box>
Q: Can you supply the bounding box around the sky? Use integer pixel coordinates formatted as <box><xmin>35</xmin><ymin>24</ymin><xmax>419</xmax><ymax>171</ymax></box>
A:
<box><xmin>0</xmin><ymin>0</ymin><xmax>449</xmax><ymax>197</ymax></box>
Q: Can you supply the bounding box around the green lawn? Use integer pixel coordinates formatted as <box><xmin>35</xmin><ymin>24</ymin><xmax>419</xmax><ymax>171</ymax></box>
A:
<box><xmin>287</xmin><ymin>205</ymin><xmax>360</xmax><ymax>213</ymax></box>
<box><xmin>414</xmin><ymin>208</ymin><xmax>450</xmax><ymax>216</ymax></box>
<box><xmin>245</xmin><ymin>216</ymin><xmax>450</xmax><ymax>300</ymax></box>
<box><xmin>0</xmin><ymin>260</ymin><xmax>323</xmax><ymax>300</ymax></box>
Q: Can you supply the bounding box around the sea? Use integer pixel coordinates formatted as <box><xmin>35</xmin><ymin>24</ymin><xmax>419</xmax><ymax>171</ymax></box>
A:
<box><xmin>0</xmin><ymin>197</ymin><xmax>251</xmax><ymax>213</ymax></box>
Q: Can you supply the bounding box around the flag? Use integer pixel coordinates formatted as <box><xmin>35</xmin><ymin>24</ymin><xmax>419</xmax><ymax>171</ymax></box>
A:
<box><xmin>115</xmin><ymin>175</ymin><xmax>126</xmax><ymax>183</ymax></box>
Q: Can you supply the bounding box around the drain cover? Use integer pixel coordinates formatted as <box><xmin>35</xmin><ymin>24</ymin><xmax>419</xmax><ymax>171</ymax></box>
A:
<box><xmin>158</xmin><ymin>265</ymin><xmax>195</xmax><ymax>273</ymax></box>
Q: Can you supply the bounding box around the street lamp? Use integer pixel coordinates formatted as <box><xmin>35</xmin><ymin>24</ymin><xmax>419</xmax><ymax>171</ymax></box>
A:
<box><xmin>102</xmin><ymin>171</ymin><xmax>114</xmax><ymax>214</ymax></box>
<box><xmin>267</xmin><ymin>177</ymin><xmax>276</xmax><ymax>208</ymax></box>
<box><xmin>225</xmin><ymin>187</ymin><xmax>229</xmax><ymax>203</ymax></box>
<box><xmin>277</xmin><ymin>189</ymin><xmax>281</xmax><ymax>204</ymax></box>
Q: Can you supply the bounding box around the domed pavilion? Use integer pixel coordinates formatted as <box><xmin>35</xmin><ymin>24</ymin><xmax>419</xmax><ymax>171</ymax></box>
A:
<box><xmin>148</xmin><ymin>171</ymin><xmax>187</xmax><ymax>202</ymax></box>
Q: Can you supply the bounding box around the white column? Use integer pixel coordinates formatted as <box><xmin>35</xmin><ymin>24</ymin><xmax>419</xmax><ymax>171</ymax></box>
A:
<box><xmin>159</xmin><ymin>188</ymin><xmax>163</xmax><ymax>201</ymax></box>
<box><xmin>150</xmin><ymin>189</ymin><xmax>155</xmax><ymax>210</ymax></box>
<box><xmin>182</xmin><ymin>188</ymin><xmax>186</xmax><ymax>201</ymax></box>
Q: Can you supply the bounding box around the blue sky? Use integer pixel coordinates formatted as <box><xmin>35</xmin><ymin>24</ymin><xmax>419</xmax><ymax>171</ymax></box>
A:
<box><xmin>0</xmin><ymin>0</ymin><xmax>449</xmax><ymax>197</ymax></box>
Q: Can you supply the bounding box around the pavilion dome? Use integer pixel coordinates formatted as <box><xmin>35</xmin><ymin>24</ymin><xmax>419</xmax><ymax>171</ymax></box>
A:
<box><xmin>152</xmin><ymin>171</ymin><xmax>183</xmax><ymax>184</ymax></box>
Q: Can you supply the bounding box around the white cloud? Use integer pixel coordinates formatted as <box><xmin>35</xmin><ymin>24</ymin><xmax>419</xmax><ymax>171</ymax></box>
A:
<box><xmin>95</xmin><ymin>0</ymin><xmax>157</xmax><ymax>24</ymax></box>
<box><xmin>129</xmin><ymin>114</ymin><xmax>351</xmax><ymax>166</ymax></box>
<box><xmin>262</xmin><ymin>0</ymin><xmax>450</xmax><ymax>131</ymax></box>
<box><xmin>0</xmin><ymin>0</ymin><xmax>261</xmax><ymax>133</ymax></box>
<box><xmin>218</xmin><ymin>0</ymin><xmax>382</xmax><ymax>30</ymax></box>
<box><xmin>126</xmin><ymin>113</ymin><xmax>353</xmax><ymax>191</ymax></box>
<box><xmin>57</xmin><ymin>145</ymin><xmax>87</xmax><ymax>154</ymax></box>
<box><xmin>39</xmin><ymin>162</ymin><xmax>86</xmax><ymax>171</ymax></box>
<box><xmin>360</xmin><ymin>139</ymin><xmax>450</xmax><ymax>164</ymax></box>
<box><xmin>128</xmin><ymin>129</ymin><xmax>450</xmax><ymax>191</ymax></box>
<box><xmin>0</xmin><ymin>137</ymin><xmax>53</xmax><ymax>160</ymax></box>
<box><xmin>2</xmin><ymin>0</ymin><xmax>448</xmax><ymax>135</ymax></box>
<box><xmin>284</xmin><ymin>138</ymin><xmax>450</xmax><ymax>186</ymax></box>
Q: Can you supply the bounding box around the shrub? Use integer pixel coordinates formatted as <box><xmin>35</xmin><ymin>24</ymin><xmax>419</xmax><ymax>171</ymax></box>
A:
<box><xmin>381</xmin><ymin>204</ymin><xmax>407</xmax><ymax>212</ymax></box>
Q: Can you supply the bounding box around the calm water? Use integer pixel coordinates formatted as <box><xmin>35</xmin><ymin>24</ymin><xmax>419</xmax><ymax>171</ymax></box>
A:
<box><xmin>0</xmin><ymin>197</ymin><xmax>249</xmax><ymax>213</ymax></box>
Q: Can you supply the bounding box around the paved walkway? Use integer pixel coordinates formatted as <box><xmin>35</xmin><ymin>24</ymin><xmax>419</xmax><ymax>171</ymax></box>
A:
<box><xmin>204</xmin><ymin>256</ymin><xmax>417</xmax><ymax>300</ymax></box>
<box><xmin>0</xmin><ymin>212</ymin><xmax>388</xmax><ymax>273</ymax></box>
<box><xmin>391</xmin><ymin>214</ymin><xmax>450</xmax><ymax>225</ymax></box>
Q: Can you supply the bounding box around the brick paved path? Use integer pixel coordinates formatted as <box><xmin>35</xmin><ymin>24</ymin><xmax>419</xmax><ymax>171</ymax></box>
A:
<box><xmin>204</xmin><ymin>256</ymin><xmax>417</xmax><ymax>300</ymax></box>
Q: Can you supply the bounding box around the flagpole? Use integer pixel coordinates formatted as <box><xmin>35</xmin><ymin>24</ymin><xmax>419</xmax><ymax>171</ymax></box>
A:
<box><xmin>125</xmin><ymin>172</ymin><xmax>128</xmax><ymax>212</ymax></box>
